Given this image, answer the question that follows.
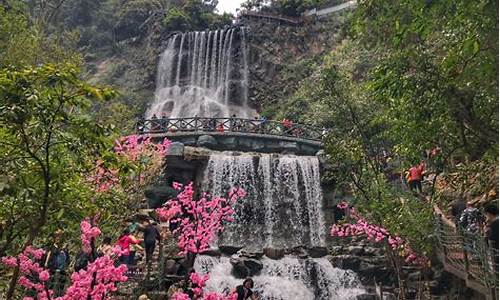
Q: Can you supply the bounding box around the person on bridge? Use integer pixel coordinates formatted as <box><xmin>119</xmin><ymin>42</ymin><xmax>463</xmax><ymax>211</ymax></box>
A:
<box><xmin>407</xmin><ymin>161</ymin><xmax>425</xmax><ymax>193</ymax></box>
<box><xmin>484</xmin><ymin>204</ymin><xmax>499</xmax><ymax>249</ymax></box>
<box><xmin>459</xmin><ymin>201</ymin><xmax>484</xmax><ymax>235</ymax></box>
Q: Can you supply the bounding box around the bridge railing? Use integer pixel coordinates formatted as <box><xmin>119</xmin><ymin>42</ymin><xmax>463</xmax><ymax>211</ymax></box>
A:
<box><xmin>434</xmin><ymin>207</ymin><xmax>498</xmax><ymax>299</ymax></box>
<box><xmin>135</xmin><ymin>117</ymin><xmax>327</xmax><ymax>141</ymax></box>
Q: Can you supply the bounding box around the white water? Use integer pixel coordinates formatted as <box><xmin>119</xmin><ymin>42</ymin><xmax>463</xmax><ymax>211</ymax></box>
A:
<box><xmin>202</xmin><ymin>152</ymin><xmax>326</xmax><ymax>251</ymax></box>
<box><xmin>146</xmin><ymin>27</ymin><xmax>255</xmax><ymax>119</ymax></box>
<box><xmin>194</xmin><ymin>256</ymin><xmax>365</xmax><ymax>300</ymax></box>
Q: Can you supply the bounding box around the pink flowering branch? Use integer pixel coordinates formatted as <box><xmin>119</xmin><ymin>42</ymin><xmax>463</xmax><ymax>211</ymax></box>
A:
<box><xmin>1</xmin><ymin>221</ymin><xmax>128</xmax><ymax>300</ymax></box>
<box><xmin>89</xmin><ymin>135</ymin><xmax>171</xmax><ymax>192</ymax></box>
<box><xmin>1</xmin><ymin>247</ymin><xmax>53</xmax><ymax>300</ymax></box>
<box><xmin>170</xmin><ymin>272</ymin><xmax>237</xmax><ymax>300</ymax></box>
<box><xmin>331</xmin><ymin>202</ymin><xmax>427</xmax><ymax>265</ymax></box>
<box><xmin>156</xmin><ymin>182</ymin><xmax>246</xmax><ymax>255</ymax></box>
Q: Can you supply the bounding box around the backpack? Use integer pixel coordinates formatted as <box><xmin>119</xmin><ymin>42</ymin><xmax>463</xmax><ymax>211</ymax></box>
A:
<box><xmin>74</xmin><ymin>252</ymin><xmax>90</xmax><ymax>272</ymax></box>
<box><xmin>48</xmin><ymin>249</ymin><xmax>68</xmax><ymax>271</ymax></box>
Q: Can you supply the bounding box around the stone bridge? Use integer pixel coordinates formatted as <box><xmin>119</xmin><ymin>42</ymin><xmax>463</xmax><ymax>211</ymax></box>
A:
<box><xmin>137</xmin><ymin>117</ymin><xmax>326</xmax><ymax>155</ymax></box>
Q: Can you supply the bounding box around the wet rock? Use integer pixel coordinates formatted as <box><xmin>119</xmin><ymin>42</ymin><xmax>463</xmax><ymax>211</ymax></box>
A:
<box><xmin>263</xmin><ymin>248</ymin><xmax>285</xmax><ymax>259</ymax></box>
<box><xmin>347</xmin><ymin>245</ymin><xmax>365</xmax><ymax>256</ymax></box>
<box><xmin>356</xmin><ymin>293</ymin><xmax>377</xmax><ymax>300</ymax></box>
<box><xmin>197</xmin><ymin>135</ymin><xmax>218</xmax><ymax>148</ymax></box>
<box><xmin>307</xmin><ymin>246</ymin><xmax>328</xmax><ymax>258</ymax></box>
<box><xmin>329</xmin><ymin>246</ymin><xmax>343</xmax><ymax>255</ymax></box>
<box><xmin>383</xmin><ymin>292</ymin><xmax>397</xmax><ymax>300</ymax></box>
<box><xmin>219</xmin><ymin>246</ymin><xmax>242</xmax><ymax>255</ymax></box>
<box><xmin>201</xmin><ymin>249</ymin><xmax>221</xmax><ymax>257</ymax></box>
<box><xmin>363</xmin><ymin>246</ymin><xmax>381</xmax><ymax>256</ymax></box>
<box><xmin>239</xmin><ymin>249</ymin><xmax>264</xmax><ymax>259</ymax></box>
<box><xmin>243</xmin><ymin>258</ymin><xmax>263</xmax><ymax>275</ymax></box>
<box><xmin>230</xmin><ymin>258</ymin><xmax>249</xmax><ymax>279</ymax></box>
<box><xmin>330</xmin><ymin>255</ymin><xmax>360</xmax><ymax>270</ymax></box>
<box><xmin>230</xmin><ymin>257</ymin><xmax>263</xmax><ymax>278</ymax></box>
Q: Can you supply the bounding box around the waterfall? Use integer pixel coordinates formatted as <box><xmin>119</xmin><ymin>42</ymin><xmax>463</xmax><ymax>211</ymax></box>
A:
<box><xmin>146</xmin><ymin>27</ymin><xmax>255</xmax><ymax>119</ymax></box>
<box><xmin>194</xmin><ymin>256</ymin><xmax>365</xmax><ymax>300</ymax></box>
<box><xmin>202</xmin><ymin>152</ymin><xmax>326</xmax><ymax>251</ymax></box>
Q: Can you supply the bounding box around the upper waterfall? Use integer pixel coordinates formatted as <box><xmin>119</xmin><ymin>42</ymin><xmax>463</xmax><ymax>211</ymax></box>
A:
<box><xmin>146</xmin><ymin>27</ymin><xmax>255</xmax><ymax>119</ymax></box>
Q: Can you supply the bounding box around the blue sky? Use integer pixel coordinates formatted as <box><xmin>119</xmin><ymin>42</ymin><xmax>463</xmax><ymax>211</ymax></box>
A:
<box><xmin>217</xmin><ymin>0</ymin><xmax>246</xmax><ymax>14</ymax></box>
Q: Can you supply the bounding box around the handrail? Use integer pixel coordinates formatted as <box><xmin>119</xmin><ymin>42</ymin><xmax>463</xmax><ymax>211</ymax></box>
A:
<box><xmin>135</xmin><ymin>117</ymin><xmax>327</xmax><ymax>142</ymax></box>
<box><xmin>434</xmin><ymin>208</ymin><xmax>498</xmax><ymax>299</ymax></box>
<box><xmin>238</xmin><ymin>10</ymin><xmax>303</xmax><ymax>24</ymax></box>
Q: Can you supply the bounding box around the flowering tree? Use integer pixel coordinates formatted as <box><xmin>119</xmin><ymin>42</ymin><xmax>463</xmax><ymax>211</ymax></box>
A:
<box><xmin>331</xmin><ymin>202</ymin><xmax>427</xmax><ymax>265</ymax></box>
<box><xmin>331</xmin><ymin>202</ymin><xmax>428</xmax><ymax>296</ymax></box>
<box><xmin>1</xmin><ymin>220</ymin><xmax>128</xmax><ymax>300</ymax></box>
<box><xmin>156</xmin><ymin>182</ymin><xmax>245</xmax><ymax>299</ymax></box>
<box><xmin>90</xmin><ymin>135</ymin><xmax>171</xmax><ymax>193</ymax></box>
<box><xmin>157</xmin><ymin>182</ymin><xmax>246</xmax><ymax>256</ymax></box>
<box><xmin>170</xmin><ymin>272</ymin><xmax>237</xmax><ymax>300</ymax></box>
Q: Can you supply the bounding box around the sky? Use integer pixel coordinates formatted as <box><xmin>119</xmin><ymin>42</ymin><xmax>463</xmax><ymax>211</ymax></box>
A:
<box><xmin>216</xmin><ymin>0</ymin><xmax>246</xmax><ymax>14</ymax></box>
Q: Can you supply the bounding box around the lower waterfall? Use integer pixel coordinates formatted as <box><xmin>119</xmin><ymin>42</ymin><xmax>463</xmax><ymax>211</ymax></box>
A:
<box><xmin>202</xmin><ymin>152</ymin><xmax>326</xmax><ymax>251</ymax></box>
<box><xmin>197</xmin><ymin>151</ymin><xmax>365</xmax><ymax>299</ymax></box>
<box><xmin>194</xmin><ymin>256</ymin><xmax>365</xmax><ymax>300</ymax></box>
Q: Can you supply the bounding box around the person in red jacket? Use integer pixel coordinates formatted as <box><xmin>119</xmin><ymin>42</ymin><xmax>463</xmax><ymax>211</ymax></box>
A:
<box><xmin>408</xmin><ymin>161</ymin><xmax>425</xmax><ymax>193</ymax></box>
<box><xmin>116</xmin><ymin>229</ymin><xmax>141</xmax><ymax>265</ymax></box>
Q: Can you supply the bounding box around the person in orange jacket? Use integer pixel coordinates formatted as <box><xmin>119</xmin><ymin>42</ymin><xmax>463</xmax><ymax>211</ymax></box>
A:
<box><xmin>408</xmin><ymin>161</ymin><xmax>425</xmax><ymax>193</ymax></box>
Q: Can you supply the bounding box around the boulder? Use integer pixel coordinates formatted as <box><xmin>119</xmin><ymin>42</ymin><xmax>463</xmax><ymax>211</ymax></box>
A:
<box><xmin>230</xmin><ymin>258</ymin><xmax>249</xmax><ymax>279</ymax></box>
<box><xmin>330</xmin><ymin>255</ymin><xmax>360</xmax><ymax>270</ymax></box>
<box><xmin>144</xmin><ymin>186</ymin><xmax>179</xmax><ymax>208</ymax></box>
<box><xmin>197</xmin><ymin>135</ymin><xmax>218</xmax><ymax>148</ymax></box>
<box><xmin>168</xmin><ymin>142</ymin><xmax>184</xmax><ymax>156</ymax></box>
<box><xmin>263</xmin><ymin>248</ymin><xmax>285</xmax><ymax>260</ymax></box>
<box><xmin>201</xmin><ymin>249</ymin><xmax>221</xmax><ymax>257</ymax></box>
<box><xmin>230</xmin><ymin>257</ymin><xmax>263</xmax><ymax>278</ymax></box>
<box><xmin>307</xmin><ymin>246</ymin><xmax>328</xmax><ymax>258</ymax></box>
<box><xmin>239</xmin><ymin>250</ymin><xmax>264</xmax><ymax>259</ymax></box>
<box><xmin>383</xmin><ymin>293</ymin><xmax>397</xmax><ymax>300</ymax></box>
<box><xmin>219</xmin><ymin>245</ymin><xmax>242</xmax><ymax>255</ymax></box>
<box><xmin>347</xmin><ymin>245</ymin><xmax>365</xmax><ymax>256</ymax></box>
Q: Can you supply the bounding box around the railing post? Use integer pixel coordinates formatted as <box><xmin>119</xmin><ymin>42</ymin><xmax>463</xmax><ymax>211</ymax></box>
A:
<box><xmin>462</xmin><ymin>233</ymin><xmax>470</xmax><ymax>278</ymax></box>
<box><xmin>194</xmin><ymin>116</ymin><xmax>199</xmax><ymax>132</ymax></box>
<box><xmin>437</xmin><ymin>215</ymin><xmax>448</xmax><ymax>259</ymax></box>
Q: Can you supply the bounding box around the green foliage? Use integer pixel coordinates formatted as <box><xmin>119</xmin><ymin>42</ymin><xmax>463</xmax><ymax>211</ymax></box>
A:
<box><xmin>163</xmin><ymin>0</ymin><xmax>232</xmax><ymax>31</ymax></box>
<box><xmin>242</xmin><ymin>0</ymin><xmax>327</xmax><ymax>16</ymax></box>
<box><xmin>353</xmin><ymin>0</ymin><xmax>498</xmax><ymax>161</ymax></box>
<box><xmin>163</xmin><ymin>6</ymin><xmax>191</xmax><ymax>31</ymax></box>
<box><xmin>0</xmin><ymin>64</ymin><xmax>119</xmax><ymax>255</ymax></box>
<box><xmin>0</xmin><ymin>4</ymin><xmax>82</xmax><ymax>68</ymax></box>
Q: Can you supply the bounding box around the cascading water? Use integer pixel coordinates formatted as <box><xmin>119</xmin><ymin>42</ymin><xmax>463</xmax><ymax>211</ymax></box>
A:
<box><xmin>194</xmin><ymin>256</ymin><xmax>365</xmax><ymax>300</ymax></box>
<box><xmin>148</xmin><ymin>25</ymin><xmax>365</xmax><ymax>299</ymax></box>
<box><xmin>146</xmin><ymin>27</ymin><xmax>255</xmax><ymax>119</ymax></box>
<box><xmin>202</xmin><ymin>152</ymin><xmax>326</xmax><ymax>251</ymax></box>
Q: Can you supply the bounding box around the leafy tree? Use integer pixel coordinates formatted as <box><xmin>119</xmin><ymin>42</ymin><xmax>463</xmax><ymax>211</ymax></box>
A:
<box><xmin>352</xmin><ymin>0</ymin><xmax>498</xmax><ymax>161</ymax></box>
<box><xmin>163</xmin><ymin>6</ymin><xmax>191</xmax><ymax>31</ymax></box>
<box><xmin>0</xmin><ymin>64</ymin><xmax>117</xmax><ymax>297</ymax></box>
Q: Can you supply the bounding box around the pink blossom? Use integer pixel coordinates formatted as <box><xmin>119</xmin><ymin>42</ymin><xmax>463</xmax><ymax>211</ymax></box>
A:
<box><xmin>171</xmin><ymin>292</ymin><xmax>191</xmax><ymax>300</ymax></box>
<box><xmin>330</xmin><ymin>203</ymin><xmax>427</xmax><ymax>266</ymax></box>
<box><xmin>39</xmin><ymin>270</ymin><xmax>50</xmax><ymax>282</ymax></box>
<box><xmin>156</xmin><ymin>182</ymin><xmax>245</xmax><ymax>255</ymax></box>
